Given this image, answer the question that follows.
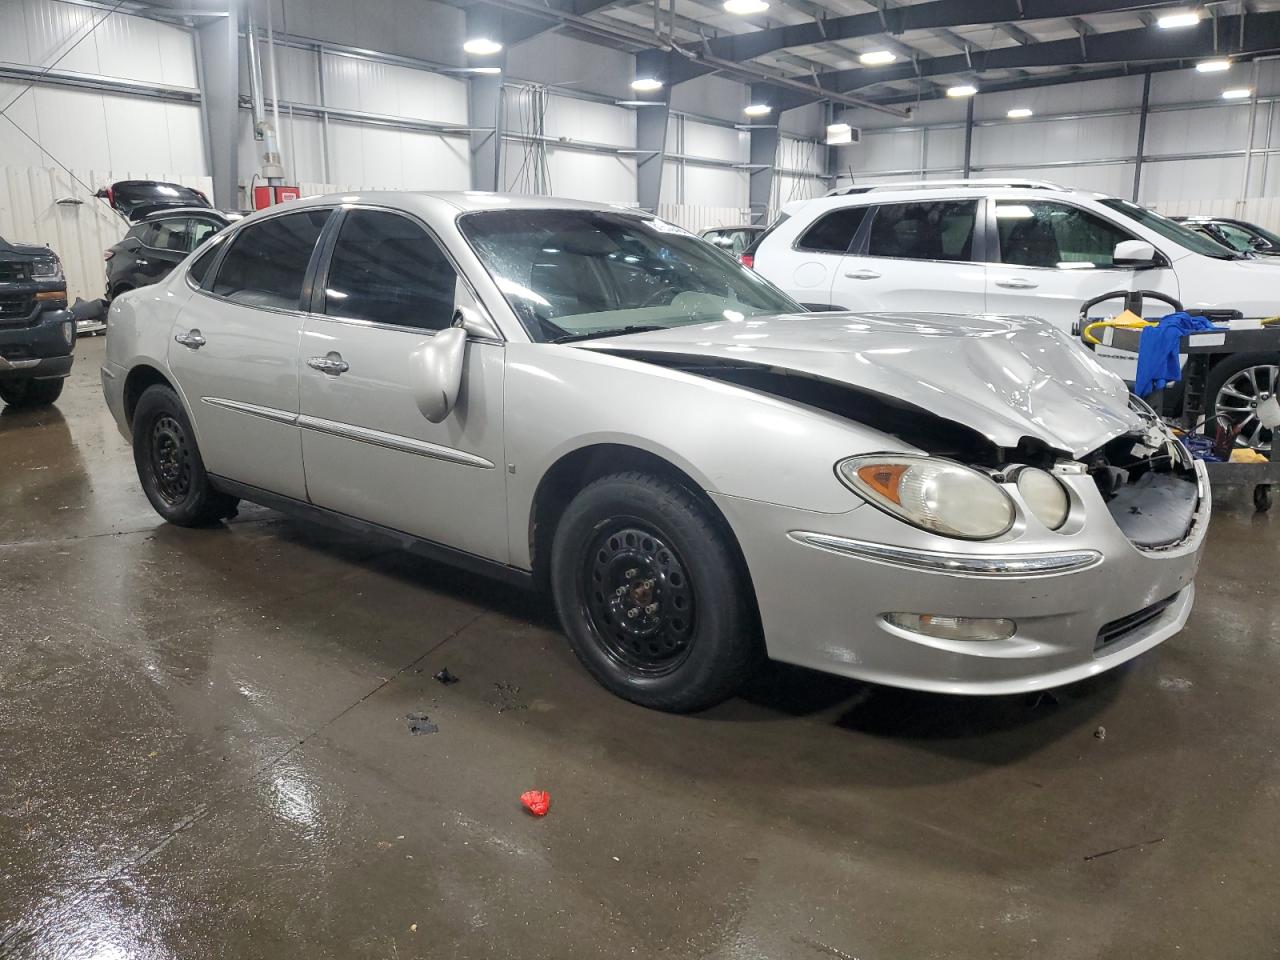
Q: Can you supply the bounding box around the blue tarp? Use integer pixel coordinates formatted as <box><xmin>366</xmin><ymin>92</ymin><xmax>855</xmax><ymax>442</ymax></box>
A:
<box><xmin>1134</xmin><ymin>312</ymin><xmax>1224</xmax><ymax>398</ymax></box>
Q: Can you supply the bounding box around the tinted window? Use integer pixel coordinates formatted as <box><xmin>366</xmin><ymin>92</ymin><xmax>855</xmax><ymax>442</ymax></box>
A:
<box><xmin>867</xmin><ymin>200</ymin><xmax>977</xmax><ymax>261</ymax></box>
<box><xmin>190</xmin><ymin>219</ymin><xmax>221</xmax><ymax>249</ymax></box>
<box><xmin>323</xmin><ymin>210</ymin><xmax>458</xmax><ymax>330</ymax></box>
<box><xmin>188</xmin><ymin>234</ymin><xmax>225</xmax><ymax>287</ymax></box>
<box><xmin>147</xmin><ymin>218</ymin><xmax>194</xmax><ymax>253</ymax></box>
<box><xmin>996</xmin><ymin>201</ymin><xmax>1134</xmax><ymax>269</ymax></box>
<box><xmin>211</xmin><ymin>209</ymin><xmax>329</xmax><ymax>309</ymax></box>
<box><xmin>796</xmin><ymin>207</ymin><xmax>868</xmax><ymax>253</ymax></box>
<box><xmin>1212</xmin><ymin>222</ymin><xmax>1260</xmax><ymax>252</ymax></box>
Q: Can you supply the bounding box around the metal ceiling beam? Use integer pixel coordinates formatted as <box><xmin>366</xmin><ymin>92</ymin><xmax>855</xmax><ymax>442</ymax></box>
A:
<box><xmin>824</xmin><ymin>11</ymin><xmax>1280</xmax><ymax>96</ymax></box>
<box><xmin>499</xmin><ymin>0</ymin><xmax>630</xmax><ymax>47</ymax></box>
<box><xmin>867</xmin><ymin>61</ymin><xmax>1204</xmax><ymax>105</ymax></box>
<box><xmin>995</xmin><ymin>22</ymin><xmax>1037</xmax><ymax>44</ymax></box>
<box><xmin>703</xmin><ymin>0</ymin><xmax>1175</xmax><ymax>63</ymax></box>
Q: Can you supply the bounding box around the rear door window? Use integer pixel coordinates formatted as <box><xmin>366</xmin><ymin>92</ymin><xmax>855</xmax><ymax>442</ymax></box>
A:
<box><xmin>995</xmin><ymin>200</ymin><xmax>1135</xmax><ymax>268</ymax></box>
<box><xmin>796</xmin><ymin>207</ymin><xmax>869</xmax><ymax>253</ymax></box>
<box><xmin>211</xmin><ymin>209</ymin><xmax>330</xmax><ymax>309</ymax></box>
<box><xmin>323</xmin><ymin>209</ymin><xmax>458</xmax><ymax>330</ymax></box>
<box><xmin>867</xmin><ymin>200</ymin><xmax>978</xmax><ymax>262</ymax></box>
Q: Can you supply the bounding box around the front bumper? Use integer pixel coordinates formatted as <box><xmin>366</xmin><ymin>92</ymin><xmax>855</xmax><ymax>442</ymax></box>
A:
<box><xmin>0</xmin><ymin>305</ymin><xmax>75</xmax><ymax>380</ymax></box>
<box><xmin>713</xmin><ymin>462</ymin><xmax>1209</xmax><ymax>695</ymax></box>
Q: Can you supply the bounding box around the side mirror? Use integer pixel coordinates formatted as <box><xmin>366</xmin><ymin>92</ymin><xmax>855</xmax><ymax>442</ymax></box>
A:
<box><xmin>1114</xmin><ymin>239</ymin><xmax>1158</xmax><ymax>269</ymax></box>
<box><xmin>410</xmin><ymin>326</ymin><xmax>466</xmax><ymax>423</ymax></box>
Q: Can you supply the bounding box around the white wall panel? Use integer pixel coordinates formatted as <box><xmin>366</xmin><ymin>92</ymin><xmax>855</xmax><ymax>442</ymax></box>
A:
<box><xmin>543</xmin><ymin>96</ymin><xmax>634</xmax><ymax>148</ymax></box>
<box><xmin>277</xmin><ymin>0</ymin><xmax>464</xmax><ymax>66</ymax></box>
<box><xmin>682</xmin><ymin>166</ymin><xmax>747</xmax><ymax>208</ymax></box>
<box><xmin>1146</xmin><ymin>105</ymin><xmax>1251</xmax><ymax>155</ymax></box>
<box><xmin>547</xmin><ymin>150</ymin><xmax>636</xmax><ymax>204</ymax></box>
<box><xmin>504</xmin><ymin>33</ymin><xmax>634</xmax><ymax>101</ymax></box>
<box><xmin>682</xmin><ymin>121</ymin><xmax>746</xmax><ymax>163</ymax></box>
<box><xmin>670</xmin><ymin>75</ymin><xmax>745</xmax><ymax>124</ymax></box>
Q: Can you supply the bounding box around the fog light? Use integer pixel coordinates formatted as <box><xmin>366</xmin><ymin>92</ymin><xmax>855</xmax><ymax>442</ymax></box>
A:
<box><xmin>884</xmin><ymin>613</ymin><xmax>1016</xmax><ymax>641</ymax></box>
<box><xmin>62</xmin><ymin>320</ymin><xmax>74</xmax><ymax>346</ymax></box>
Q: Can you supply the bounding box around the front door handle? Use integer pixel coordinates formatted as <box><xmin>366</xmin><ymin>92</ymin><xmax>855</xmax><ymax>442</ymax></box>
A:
<box><xmin>995</xmin><ymin>277</ymin><xmax>1038</xmax><ymax>289</ymax></box>
<box><xmin>844</xmin><ymin>269</ymin><xmax>881</xmax><ymax>280</ymax></box>
<box><xmin>174</xmin><ymin>329</ymin><xmax>205</xmax><ymax>349</ymax></box>
<box><xmin>307</xmin><ymin>353</ymin><xmax>349</xmax><ymax>375</ymax></box>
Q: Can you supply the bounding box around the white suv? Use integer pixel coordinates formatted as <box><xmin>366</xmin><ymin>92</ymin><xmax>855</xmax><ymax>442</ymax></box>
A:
<box><xmin>749</xmin><ymin>179</ymin><xmax>1280</xmax><ymax>367</ymax></box>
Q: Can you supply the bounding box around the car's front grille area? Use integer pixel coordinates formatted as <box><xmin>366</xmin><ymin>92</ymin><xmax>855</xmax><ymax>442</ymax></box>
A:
<box><xmin>1095</xmin><ymin>593</ymin><xmax>1179</xmax><ymax>650</ymax></box>
<box><xmin>0</xmin><ymin>262</ymin><xmax>29</xmax><ymax>283</ymax></box>
<box><xmin>0</xmin><ymin>344</ymin><xmax>32</xmax><ymax>360</ymax></box>
<box><xmin>0</xmin><ymin>294</ymin><xmax>34</xmax><ymax>323</ymax></box>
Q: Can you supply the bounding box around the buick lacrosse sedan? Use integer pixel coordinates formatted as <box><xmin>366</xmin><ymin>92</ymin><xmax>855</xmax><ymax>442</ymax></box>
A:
<box><xmin>102</xmin><ymin>193</ymin><xmax>1209</xmax><ymax>712</ymax></box>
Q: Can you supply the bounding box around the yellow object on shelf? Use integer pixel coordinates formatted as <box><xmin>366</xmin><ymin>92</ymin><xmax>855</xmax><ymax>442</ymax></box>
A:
<box><xmin>1230</xmin><ymin>447</ymin><xmax>1269</xmax><ymax>464</ymax></box>
<box><xmin>1081</xmin><ymin>309</ymin><xmax>1155</xmax><ymax>345</ymax></box>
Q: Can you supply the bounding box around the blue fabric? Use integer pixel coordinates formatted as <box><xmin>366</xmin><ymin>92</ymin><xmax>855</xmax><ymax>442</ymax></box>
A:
<box><xmin>1133</xmin><ymin>311</ymin><xmax>1222</xmax><ymax>398</ymax></box>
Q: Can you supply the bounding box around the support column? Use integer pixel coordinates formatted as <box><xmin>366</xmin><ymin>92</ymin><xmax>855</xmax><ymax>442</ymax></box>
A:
<box><xmin>962</xmin><ymin>96</ymin><xmax>974</xmax><ymax>178</ymax></box>
<box><xmin>195</xmin><ymin>1</ymin><xmax>240</xmax><ymax>209</ymax></box>
<box><xmin>466</xmin><ymin>7</ymin><xmax>504</xmax><ymax>192</ymax></box>
<box><xmin>634</xmin><ymin>49</ymin><xmax>670</xmax><ymax>214</ymax></box>
<box><xmin>1132</xmin><ymin>72</ymin><xmax>1151</xmax><ymax>202</ymax></box>
<box><xmin>747</xmin><ymin>83</ymin><xmax>778</xmax><ymax>224</ymax></box>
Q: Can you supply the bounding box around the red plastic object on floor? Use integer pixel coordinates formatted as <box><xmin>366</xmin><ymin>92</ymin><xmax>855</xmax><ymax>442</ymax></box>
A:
<box><xmin>520</xmin><ymin>790</ymin><xmax>551</xmax><ymax>816</ymax></box>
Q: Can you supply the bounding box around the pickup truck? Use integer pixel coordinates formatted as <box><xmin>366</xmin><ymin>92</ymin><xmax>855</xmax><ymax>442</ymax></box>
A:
<box><xmin>0</xmin><ymin>236</ymin><xmax>74</xmax><ymax>408</ymax></box>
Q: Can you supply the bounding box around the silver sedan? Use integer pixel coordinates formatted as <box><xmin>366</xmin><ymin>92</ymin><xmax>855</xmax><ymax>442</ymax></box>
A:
<box><xmin>101</xmin><ymin>192</ymin><xmax>1209</xmax><ymax>711</ymax></box>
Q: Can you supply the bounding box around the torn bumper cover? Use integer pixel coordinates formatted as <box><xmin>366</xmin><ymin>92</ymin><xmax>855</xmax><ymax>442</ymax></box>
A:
<box><xmin>710</xmin><ymin>460</ymin><xmax>1209</xmax><ymax>696</ymax></box>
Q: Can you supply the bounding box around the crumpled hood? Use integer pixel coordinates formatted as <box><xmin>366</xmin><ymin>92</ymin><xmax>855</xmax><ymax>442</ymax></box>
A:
<box><xmin>581</xmin><ymin>311</ymin><xmax>1143</xmax><ymax>458</ymax></box>
<box><xmin>0</xmin><ymin>236</ymin><xmax>53</xmax><ymax>260</ymax></box>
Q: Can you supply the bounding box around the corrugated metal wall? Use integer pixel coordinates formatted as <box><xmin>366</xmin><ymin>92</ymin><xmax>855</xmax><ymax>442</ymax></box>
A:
<box><xmin>0</xmin><ymin>167</ymin><xmax>213</xmax><ymax>301</ymax></box>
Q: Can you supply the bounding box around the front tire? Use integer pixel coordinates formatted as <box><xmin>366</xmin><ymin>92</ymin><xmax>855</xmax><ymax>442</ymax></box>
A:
<box><xmin>132</xmin><ymin>384</ymin><xmax>238</xmax><ymax>526</ymax></box>
<box><xmin>0</xmin><ymin>377</ymin><xmax>64</xmax><ymax>408</ymax></box>
<box><xmin>550</xmin><ymin>471</ymin><xmax>761</xmax><ymax>712</ymax></box>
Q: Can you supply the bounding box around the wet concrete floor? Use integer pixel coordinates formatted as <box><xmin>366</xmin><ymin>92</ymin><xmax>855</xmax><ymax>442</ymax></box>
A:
<box><xmin>1</xmin><ymin>338</ymin><xmax>1278</xmax><ymax>959</ymax></box>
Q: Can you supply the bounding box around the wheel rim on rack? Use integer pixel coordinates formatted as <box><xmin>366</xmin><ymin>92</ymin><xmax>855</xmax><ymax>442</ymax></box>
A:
<box><xmin>1215</xmin><ymin>363</ymin><xmax>1279</xmax><ymax>451</ymax></box>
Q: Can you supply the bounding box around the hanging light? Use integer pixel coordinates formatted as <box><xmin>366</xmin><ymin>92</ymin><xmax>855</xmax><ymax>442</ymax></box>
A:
<box><xmin>1196</xmin><ymin>59</ymin><xmax>1231</xmax><ymax>72</ymax></box>
<box><xmin>859</xmin><ymin>50</ymin><xmax>896</xmax><ymax>65</ymax></box>
<box><xmin>463</xmin><ymin>38</ymin><xmax>503</xmax><ymax>55</ymax></box>
<box><xmin>1007</xmin><ymin>107</ymin><xmax>1033</xmax><ymax>118</ymax></box>
<box><xmin>744</xmin><ymin>103</ymin><xmax>772</xmax><ymax>116</ymax></box>
<box><xmin>631</xmin><ymin>77</ymin><xmax>663</xmax><ymax>92</ymax></box>
<box><xmin>1156</xmin><ymin>11</ymin><xmax>1200</xmax><ymax>28</ymax></box>
<box><xmin>947</xmin><ymin>84</ymin><xmax>978</xmax><ymax>97</ymax></box>
<box><xmin>723</xmin><ymin>0</ymin><xmax>769</xmax><ymax>13</ymax></box>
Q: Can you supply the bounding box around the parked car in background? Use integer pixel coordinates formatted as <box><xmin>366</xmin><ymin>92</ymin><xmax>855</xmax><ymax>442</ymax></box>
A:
<box><xmin>105</xmin><ymin>208</ymin><xmax>235</xmax><ymax>299</ymax></box>
<box><xmin>750</xmin><ymin>179</ymin><xmax>1280</xmax><ymax>444</ymax></box>
<box><xmin>699</xmin><ymin>224</ymin><xmax>765</xmax><ymax>258</ymax></box>
<box><xmin>96</xmin><ymin>179</ymin><xmax>213</xmax><ymax>221</ymax></box>
<box><xmin>0</xmin><ymin>237</ymin><xmax>74</xmax><ymax>408</ymax></box>
<box><xmin>103</xmin><ymin>192</ymin><xmax>1207</xmax><ymax>712</ymax></box>
<box><xmin>1171</xmin><ymin>216</ymin><xmax>1280</xmax><ymax>258</ymax></box>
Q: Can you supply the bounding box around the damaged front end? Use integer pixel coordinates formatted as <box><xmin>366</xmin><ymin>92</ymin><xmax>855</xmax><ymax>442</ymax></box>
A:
<box><xmin>1075</xmin><ymin>404</ymin><xmax>1204</xmax><ymax>551</ymax></box>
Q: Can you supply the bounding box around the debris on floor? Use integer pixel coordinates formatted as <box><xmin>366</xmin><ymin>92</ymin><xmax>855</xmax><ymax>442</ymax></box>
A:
<box><xmin>406</xmin><ymin>712</ymin><xmax>439</xmax><ymax>735</ymax></box>
<box><xmin>1094</xmin><ymin>725</ymin><xmax>1107</xmax><ymax>740</ymax></box>
<box><xmin>487</xmin><ymin>681</ymin><xmax>527</xmax><ymax>714</ymax></box>
<box><xmin>520</xmin><ymin>790</ymin><xmax>551</xmax><ymax>816</ymax></box>
<box><xmin>433</xmin><ymin>667</ymin><xmax>459</xmax><ymax>685</ymax></box>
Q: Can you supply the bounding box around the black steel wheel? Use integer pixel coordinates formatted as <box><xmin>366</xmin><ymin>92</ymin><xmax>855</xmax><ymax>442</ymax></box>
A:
<box><xmin>581</xmin><ymin>524</ymin><xmax>696</xmax><ymax>676</ymax></box>
<box><xmin>132</xmin><ymin>383</ymin><xmax>238</xmax><ymax>526</ymax></box>
<box><xmin>551</xmin><ymin>471</ymin><xmax>762</xmax><ymax>712</ymax></box>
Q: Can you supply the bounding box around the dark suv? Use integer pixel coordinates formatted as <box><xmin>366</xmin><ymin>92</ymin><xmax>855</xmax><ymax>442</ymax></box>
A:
<box><xmin>0</xmin><ymin>237</ymin><xmax>74</xmax><ymax>408</ymax></box>
<box><xmin>105</xmin><ymin>208</ymin><xmax>233</xmax><ymax>299</ymax></box>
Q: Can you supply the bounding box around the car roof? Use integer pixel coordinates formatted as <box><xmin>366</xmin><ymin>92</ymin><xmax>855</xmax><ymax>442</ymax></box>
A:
<box><xmin>701</xmin><ymin>224</ymin><xmax>764</xmax><ymax>232</ymax></box>
<box><xmin>782</xmin><ymin>181</ymin><xmax>1112</xmax><ymax>218</ymax></box>
<box><xmin>138</xmin><ymin>207</ymin><xmax>231</xmax><ymax>221</ymax></box>
<box><xmin>272</xmin><ymin>190</ymin><xmax>651</xmax><ymax>216</ymax></box>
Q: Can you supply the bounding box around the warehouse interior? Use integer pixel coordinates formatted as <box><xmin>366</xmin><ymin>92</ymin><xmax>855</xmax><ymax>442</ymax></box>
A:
<box><xmin>3</xmin><ymin>0</ymin><xmax>1280</xmax><ymax>957</ymax></box>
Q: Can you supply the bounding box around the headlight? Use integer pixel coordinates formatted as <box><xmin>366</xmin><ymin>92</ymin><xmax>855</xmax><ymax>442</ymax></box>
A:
<box><xmin>1016</xmin><ymin>468</ymin><xmax>1070</xmax><ymax>530</ymax></box>
<box><xmin>31</xmin><ymin>256</ymin><xmax>62</xmax><ymax>278</ymax></box>
<box><xmin>837</xmin><ymin>455</ymin><xmax>1015</xmax><ymax>540</ymax></box>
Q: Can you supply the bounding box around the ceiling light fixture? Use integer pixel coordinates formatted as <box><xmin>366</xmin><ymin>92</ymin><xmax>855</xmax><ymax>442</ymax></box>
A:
<box><xmin>462</xmin><ymin>38</ymin><xmax>503</xmax><ymax>55</ymax></box>
<box><xmin>1007</xmin><ymin>107</ymin><xmax>1033</xmax><ymax>118</ymax></box>
<box><xmin>826</xmin><ymin>122</ymin><xmax>853</xmax><ymax>144</ymax></box>
<box><xmin>723</xmin><ymin>0</ymin><xmax>769</xmax><ymax>14</ymax></box>
<box><xmin>1222</xmin><ymin>87</ymin><xmax>1253</xmax><ymax>99</ymax></box>
<box><xmin>1196</xmin><ymin>59</ymin><xmax>1231</xmax><ymax>72</ymax></box>
<box><xmin>947</xmin><ymin>84</ymin><xmax>978</xmax><ymax>97</ymax></box>
<box><xmin>631</xmin><ymin>77</ymin><xmax>663</xmax><ymax>92</ymax></box>
<box><xmin>1156</xmin><ymin>11</ymin><xmax>1200</xmax><ymax>28</ymax></box>
<box><xmin>744</xmin><ymin>103</ymin><xmax>772</xmax><ymax>116</ymax></box>
<box><xmin>859</xmin><ymin>50</ymin><xmax>896</xmax><ymax>65</ymax></box>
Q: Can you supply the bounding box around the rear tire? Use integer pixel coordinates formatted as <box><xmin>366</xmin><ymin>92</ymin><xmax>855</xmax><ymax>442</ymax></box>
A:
<box><xmin>1207</xmin><ymin>352</ymin><xmax>1280</xmax><ymax>451</ymax></box>
<box><xmin>0</xmin><ymin>377</ymin><xmax>64</xmax><ymax>408</ymax></box>
<box><xmin>132</xmin><ymin>383</ymin><xmax>238</xmax><ymax>526</ymax></box>
<box><xmin>550</xmin><ymin>471</ymin><xmax>761</xmax><ymax>712</ymax></box>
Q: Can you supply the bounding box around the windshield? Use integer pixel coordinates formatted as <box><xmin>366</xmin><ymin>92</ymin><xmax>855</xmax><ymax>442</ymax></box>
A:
<box><xmin>459</xmin><ymin>209</ymin><xmax>800</xmax><ymax>342</ymax></box>
<box><xmin>1098</xmin><ymin>198</ymin><xmax>1242</xmax><ymax>259</ymax></box>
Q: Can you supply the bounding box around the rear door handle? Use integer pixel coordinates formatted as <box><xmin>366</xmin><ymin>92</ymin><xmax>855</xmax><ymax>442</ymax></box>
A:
<box><xmin>174</xmin><ymin>329</ymin><xmax>205</xmax><ymax>349</ymax></box>
<box><xmin>995</xmin><ymin>278</ymin><xmax>1038</xmax><ymax>289</ymax></box>
<box><xmin>844</xmin><ymin>269</ymin><xmax>881</xmax><ymax>280</ymax></box>
<box><xmin>307</xmin><ymin>353</ymin><xmax>349</xmax><ymax>375</ymax></box>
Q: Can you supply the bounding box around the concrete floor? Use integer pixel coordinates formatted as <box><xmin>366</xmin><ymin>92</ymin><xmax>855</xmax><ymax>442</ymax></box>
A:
<box><xmin>2</xmin><ymin>337</ymin><xmax>1278</xmax><ymax>960</ymax></box>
